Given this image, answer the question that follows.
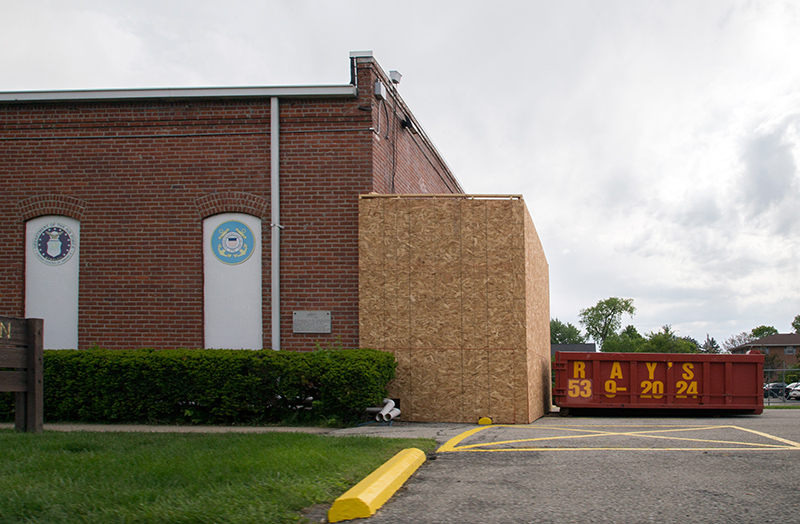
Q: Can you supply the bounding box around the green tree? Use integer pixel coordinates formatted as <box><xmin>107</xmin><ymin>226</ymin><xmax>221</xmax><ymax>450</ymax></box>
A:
<box><xmin>751</xmin><ymin>325</ymin><xmax>778</xmax><ymax>339</ymax></box>
<box><xmin>763</xmin><ymin>352</ymin><xmax>785</xmax><ymax>379</ymax></box>
<box><xmin>683</xmin><ymin>335</ymin><xmax>701</xmax><ymax>348</ymax></box>
<box><xmin>638</xmin><ymin>325</ymin><xmax>699</xmax><ymax>353</ymax></box>
<box><xmin>792</xmin><ymin>315</ymin><xmax>800</xmax><ymax>334</ymax></box>
<box><xmin>602</xmin><ymin>325</ymin><xmax>644</xmax><ymax>353</ymax></box>
<box><xmin>620</xmin><ymin>325</ymin><xmax>642</xmax><ymax>338</ymax></box>
<box><xmin>786</xmin><ymin>364</ymin><xmax>800</xmax><ymax>384</ymax></box>
<box><xmin>550</xmin><ymin>318</ymin><xmax>586</xmax><ymax>344</ymax></box>
<box><xmin>578</xmin><ymin>297</ymin><xmax>636</xmax><ymax>349</ymax></box>
<box><xmin>700</xmin><ymin>334</ymin><xmax>721</xmax><ymax>354</ymax></box>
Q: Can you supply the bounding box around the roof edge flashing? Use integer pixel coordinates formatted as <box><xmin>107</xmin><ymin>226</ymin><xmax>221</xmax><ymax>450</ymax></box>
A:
<box><xmin>0</xmin><ymin>84</ymin><xmax>356</xmax><ymax>103</ymax></box>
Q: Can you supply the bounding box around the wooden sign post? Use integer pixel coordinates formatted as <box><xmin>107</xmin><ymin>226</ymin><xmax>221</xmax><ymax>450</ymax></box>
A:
<box><xmin>0</xmin><ymin>316</ymin><xmax>44</xmax><ymax>433</ymax></box>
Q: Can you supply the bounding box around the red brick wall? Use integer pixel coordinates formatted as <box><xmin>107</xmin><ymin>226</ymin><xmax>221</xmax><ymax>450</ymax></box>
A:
<box><xmin>1</xmin><ymin>98</ymin><xmax>272</xmax><ymax>348</ymax></box>
<box><xmin>0</xmin><ymin>56</ymin><xmax>463</xmax><ymax>351</ymax></box>
<box><xmin>357</xmin><ymin>59</ymin><xmax>462</xmax><ymax>195</ymax></box>
<box><xmin>277</xmin><ymin>96</ymin><xmax>372</xmax><ymax>351</ymax></box>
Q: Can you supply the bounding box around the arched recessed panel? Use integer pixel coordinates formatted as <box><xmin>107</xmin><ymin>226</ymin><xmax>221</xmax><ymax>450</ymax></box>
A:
<box><xmin>203</xmin><ymin>213</ymin><xmax>263</xmax><ymax>349</ymax></box>
<box><xmin>25</xmin><ymin>216</ymin><xmax>80</xmax><ymax>349</ymax></box>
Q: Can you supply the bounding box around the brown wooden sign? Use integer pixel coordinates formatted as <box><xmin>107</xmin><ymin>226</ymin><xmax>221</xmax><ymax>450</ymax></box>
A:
<box><xmin>0</xmin><ymin>316</ymin><xmax>43</xmax><ymax>433</ymax></box>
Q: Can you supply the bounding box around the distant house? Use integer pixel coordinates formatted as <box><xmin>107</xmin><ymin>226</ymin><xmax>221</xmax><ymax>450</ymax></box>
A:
<box><xmin>551</xmin><ymin>343</ymin><xmax>597</xmax><ymax>357</ymax></box>
<box><xmin>730</xmin><ymin>334</ymin><xmax>800</xmax><ymax>369</ymax></box>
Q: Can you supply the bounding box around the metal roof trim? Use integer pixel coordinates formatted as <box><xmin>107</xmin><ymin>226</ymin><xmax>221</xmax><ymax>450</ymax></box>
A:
<box><xmin>0</xmin><ymin>84</ymin><xmax>357</xmax><ymax>103</ymax></box>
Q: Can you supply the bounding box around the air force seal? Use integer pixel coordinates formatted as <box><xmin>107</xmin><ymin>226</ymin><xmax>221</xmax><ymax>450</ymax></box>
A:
<box><xmin>34</xmin><ymin>222</ymin><xmax>76</xmax><ymax>266</ymax></box>
<box><xmin>212</xmin><ymin>220</ymin><xmax>255</xmax><ymax>265</ymax></box>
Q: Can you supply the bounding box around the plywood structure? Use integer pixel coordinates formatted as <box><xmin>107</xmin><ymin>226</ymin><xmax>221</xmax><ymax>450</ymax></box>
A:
<box><xmin>359</xmin><ymin>195</ymin><xmax>550</xmax><ymax>423</ymax></box>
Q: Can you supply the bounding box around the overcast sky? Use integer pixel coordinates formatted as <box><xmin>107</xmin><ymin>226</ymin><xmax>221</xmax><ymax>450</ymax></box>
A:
<box><xmin>3</xmin><ymin>1</ymin><xmax>799</xmax><ymax>345</ymax></box>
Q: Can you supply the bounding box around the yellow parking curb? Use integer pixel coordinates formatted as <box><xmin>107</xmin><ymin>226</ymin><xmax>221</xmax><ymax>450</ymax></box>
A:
<box><xmin>328</xmin><ymin>448</ymin><xmax>426</xmax><ymax>522</ymax></box>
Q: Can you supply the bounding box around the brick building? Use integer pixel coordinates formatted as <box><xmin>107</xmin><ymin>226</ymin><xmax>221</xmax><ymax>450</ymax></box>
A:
<box><xmin>730</xmin><ymin>333</ymin><xmax>800</xmax><ymax>369</ymax></box>
<box><xmin>0</xmin><ymin>51</ymin><xmax>463</xmax><ymax>351</ymax></box>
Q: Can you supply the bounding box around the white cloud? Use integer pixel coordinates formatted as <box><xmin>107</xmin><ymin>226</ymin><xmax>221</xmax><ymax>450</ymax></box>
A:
<box><xmin>1</xmin><ymin>0</ymin><xmax>799</xmax><ymax>340</ymax></box>
<box><xmin>0</xmin><ymin>4</ymin><xmax>148</xmax><ymax>89</ymax></box>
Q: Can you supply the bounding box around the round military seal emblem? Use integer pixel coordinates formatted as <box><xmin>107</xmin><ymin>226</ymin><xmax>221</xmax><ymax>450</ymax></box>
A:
<box><xmin>34</xmin><ymin>222</ymin><xmax>76</xmax><ymax>266</ymax></box>
<box><xmin>211</xmin><ymin>220</ymin><xmax>255</xmax><ymax>265</ymax></box>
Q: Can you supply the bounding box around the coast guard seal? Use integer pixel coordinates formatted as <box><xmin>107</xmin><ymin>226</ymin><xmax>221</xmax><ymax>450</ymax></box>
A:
<box><xmin>34</xmin><ymin>222</ymin><xmax>76</xmax><ymax>266</ymax></box>
<box><xmin>212</xmin><ymin>220</ymin><xmax>254</xmax><ymax>265</ymax></box>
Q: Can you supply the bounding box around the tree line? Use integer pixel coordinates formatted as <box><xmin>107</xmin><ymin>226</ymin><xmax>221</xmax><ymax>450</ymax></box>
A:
<box><xmin>551</xmin><ymin>297</ymin><xmax>800</xmax><ymax>354</ymax></box>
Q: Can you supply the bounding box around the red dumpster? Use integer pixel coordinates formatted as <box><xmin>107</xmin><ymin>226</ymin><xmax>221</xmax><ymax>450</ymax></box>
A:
<box><xmin>553</xmin><ymin>352</ymin><xmax>764</xmax><ymax>414</ymax></box>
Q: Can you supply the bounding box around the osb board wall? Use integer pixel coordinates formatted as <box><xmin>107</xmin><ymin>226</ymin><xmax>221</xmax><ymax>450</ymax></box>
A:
<box><xmin>359</xmin><ymin>195</ymin><xmax>550</xmax><ymax>423</ymax></box>
<box><xmin>524</xmin><ymin>208</ymin><xmax>553</xmax><ymax>419</ymax></box>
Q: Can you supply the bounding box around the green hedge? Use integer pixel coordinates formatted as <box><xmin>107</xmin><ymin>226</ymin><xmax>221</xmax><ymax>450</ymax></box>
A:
<box><xmin>0</xmin><ymin>348</ymin><xmax>395</xmax><ymax>426</ymax></box>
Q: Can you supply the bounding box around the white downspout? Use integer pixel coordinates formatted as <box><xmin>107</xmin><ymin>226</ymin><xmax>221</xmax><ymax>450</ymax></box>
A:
<box><xmin>271</xmin><ymin>96</ymin><xmax>281</xmax><ymax>351</ymax></box>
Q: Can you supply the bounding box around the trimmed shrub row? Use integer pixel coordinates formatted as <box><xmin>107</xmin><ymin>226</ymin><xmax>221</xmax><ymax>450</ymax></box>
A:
<box><xmin>0</xmin><ymin>348</ymin><xmax>396</xmax><ymax>426</ymax></box>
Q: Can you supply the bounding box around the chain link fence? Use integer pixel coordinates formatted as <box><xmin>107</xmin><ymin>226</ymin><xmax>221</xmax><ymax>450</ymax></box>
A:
<box><xmin>764</xmin><ymin>365</ymin><xmax>800</xmax><ymax>405</ymax></box>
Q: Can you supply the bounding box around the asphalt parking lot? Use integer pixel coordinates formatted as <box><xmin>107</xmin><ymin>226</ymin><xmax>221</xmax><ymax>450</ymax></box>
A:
<box><xmin>364</xmin><ymin>410</ymin><xmax>800</xmax><ymax>524</ymax></box>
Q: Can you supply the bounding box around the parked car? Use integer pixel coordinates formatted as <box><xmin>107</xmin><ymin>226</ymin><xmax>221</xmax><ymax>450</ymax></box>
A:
<box><xmin>787</xmin><ymin>384</ymin><xmax>800</xmax><ymax>400</ymax></box>
<box><xmin>785</xmin><ymin>381</ymin><xmax>800</xmax><ymax>392</ymax></box>
<box><xmin>764</xmin><ymin>382</ymin><xmax>787</xmax><ymax>398</ymax></box>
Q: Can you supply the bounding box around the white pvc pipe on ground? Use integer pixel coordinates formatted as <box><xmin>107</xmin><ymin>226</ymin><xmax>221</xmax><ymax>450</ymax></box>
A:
<box><xmin>381</xmin><ymin>407</ymin><xmax>401</xmax><ymax>421</ymax></box>
<box><xmin>376</xmin><ymin>398</ymin><xmax>395</xmax><ymax>421</ymax></box>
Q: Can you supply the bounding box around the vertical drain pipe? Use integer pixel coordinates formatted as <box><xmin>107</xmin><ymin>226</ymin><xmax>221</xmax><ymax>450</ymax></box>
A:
<box><xmin>271</xmin><ymin>96</ymin><xmax>281</xmax><ymax>351</ymax></box>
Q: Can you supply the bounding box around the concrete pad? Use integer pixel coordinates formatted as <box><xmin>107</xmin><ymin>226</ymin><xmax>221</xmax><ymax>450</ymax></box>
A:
<box><xmin>330</xmin><ymin>421</ymin><xmax>474</xmax><ymax>445</ymax></box>
<box><xmin>1</xmin><ymin>420</ymin><xmax>476</xmax><ymax>445</ymax></box>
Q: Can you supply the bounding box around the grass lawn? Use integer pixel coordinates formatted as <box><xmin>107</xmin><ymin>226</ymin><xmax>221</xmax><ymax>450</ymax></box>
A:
<box><xmin>0</xmin><ymin>430</ymin><xmax>436</xmax><ymax>524</ymax></box>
